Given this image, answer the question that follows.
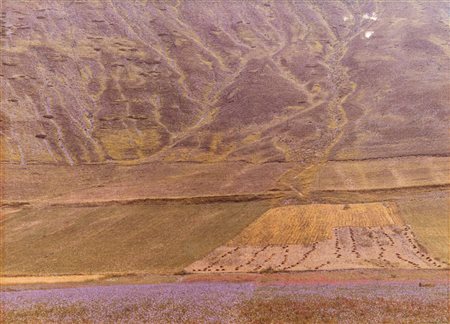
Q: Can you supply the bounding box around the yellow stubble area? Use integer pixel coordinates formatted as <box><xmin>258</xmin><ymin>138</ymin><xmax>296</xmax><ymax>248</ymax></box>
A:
<box><xmin>229</xmin><ymin>203</ymin><xmax>404</xmax><ymax>246</ymax></box>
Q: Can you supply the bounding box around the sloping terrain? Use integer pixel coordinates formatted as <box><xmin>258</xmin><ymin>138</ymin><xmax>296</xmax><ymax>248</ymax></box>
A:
<box><xmin>1</xmin><ymin>1</ymin><xmax>449</xmax><ymax>276</ymax></box>
<box><xmin>398</xmin><ymin>197</ymin><xmax>449</xmax><ymax>262</ymax></box>
<box><xmin>329</xmin><ymin>2</ymin><xmax>450</xmax><ymax>160</ymax></box>
<box><xmin>2</xmin><ymin>1</ymin><xmax>448</xmax><ymax>167</ymax></box>
<box><xmin>1</xmin><ymin>201</ymin><xmax>270</xmax><ymax>275</ymax></box>
<box><xmin>2</xmin><ymin>0</ymin><xmax>340</xmax><ymax>165</ymax></box>
<box><xmin>3</xmin><ymin>162</ymin><xmax>291</xmax><ymax>204</ymax></box>
<box><xmin>312</xmin><ymin>156</ymin><xmax>450</xmax><ymax>192</ymax></box>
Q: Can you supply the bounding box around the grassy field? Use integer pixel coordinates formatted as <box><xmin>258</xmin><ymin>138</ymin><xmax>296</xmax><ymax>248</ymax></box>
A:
<box><xmin>4</xmin><ymin>162</ymin><xmax>290</xmax><ymax>204</ymax></box>
<box><xmin>397</xmin><ymin>198</ymin><xmax>449</xmax><ymax>263</ymax></box>
<box><xmin>228</xmin><ymin>203</ymin><xmax>403</xmax><ymax>246</ymax></box>
<box><xmin>313</xmin><ymin>156</ymin><xmax>449</xmax><ymax>192</ymax></box>
<box><xmin>1</xmin><ymin>201</ymin><xmax>270</xmax><ymax>275</ymax></box>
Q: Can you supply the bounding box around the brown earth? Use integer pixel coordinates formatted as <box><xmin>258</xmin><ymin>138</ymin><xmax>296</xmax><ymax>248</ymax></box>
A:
<box><xmin>2</xmin><ymin>1</ymin><xmax>448</xmax><ymax>166</ymax></box>
<box><xmin>187</xmin><ymin>225</ymin><xmax>447</xmax><ymax>273</ymax></box>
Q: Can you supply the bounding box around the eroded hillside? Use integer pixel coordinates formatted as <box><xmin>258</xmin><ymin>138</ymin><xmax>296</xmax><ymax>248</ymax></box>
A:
<box><xmin>3</xmin><ymin>0</ymin><xmax>448</xmax><ymax>166</ymax></box>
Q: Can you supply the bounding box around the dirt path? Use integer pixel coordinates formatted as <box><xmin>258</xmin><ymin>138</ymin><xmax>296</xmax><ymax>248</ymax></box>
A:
<box><xmin>0</xmin><ymin>275</ymin><xmax>105</xmax><ymax>285</ymax></box>
<box><xmin>278</xmin><ymin>4</ymin><xmax>380</xmax><ymax>197</ymax></box>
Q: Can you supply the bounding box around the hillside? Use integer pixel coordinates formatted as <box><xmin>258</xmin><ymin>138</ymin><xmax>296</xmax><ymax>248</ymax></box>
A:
<box><xmin>1</xmin><ymin>0</ymin><xmax>449</xmax><ymax>276</ymax></box>
<box><xmin>2</xmin><ymin>1</ymin><xmax>448</xmax><ymax>166</ymax></box>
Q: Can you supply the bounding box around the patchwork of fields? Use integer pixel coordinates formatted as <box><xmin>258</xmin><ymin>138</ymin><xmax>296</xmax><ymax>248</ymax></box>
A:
<box><xmin>2</xmin><ymin>196</ymin><xmax>448</xmax><ymax>276</ymax></box>
<box><xmin>1</xmin><ymin>0</ymin><xmax>449</xmax><ymax>322</ymax></box>
<box><xmin>187</xmin><ymin>202</ymin><xmax>448</xmax><ymax>273</ymax></box>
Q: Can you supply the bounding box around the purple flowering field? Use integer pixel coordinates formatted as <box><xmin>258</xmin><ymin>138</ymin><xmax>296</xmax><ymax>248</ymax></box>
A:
<box><xmin>1</xmin><ymin>281</ymin><xmax>449</xmax><ymax>323</ymax></box>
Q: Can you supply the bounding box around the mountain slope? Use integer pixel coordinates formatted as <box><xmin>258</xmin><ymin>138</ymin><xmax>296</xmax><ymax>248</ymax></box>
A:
<box><xmin>3</xmin><ymin>0</ymin><xmax>448</xmax><ymax>167</ymax></box>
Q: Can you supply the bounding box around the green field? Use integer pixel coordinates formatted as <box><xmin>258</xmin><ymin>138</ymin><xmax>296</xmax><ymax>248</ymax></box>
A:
<box><xmin>1</xmin><ymin>201</ymin><xmax>270</xmax><ymax>275</ymax></box>
<box><xmin>398</xmin><ymin>198</ymin><xmax>449</xmax><ymax>263</ymax></box>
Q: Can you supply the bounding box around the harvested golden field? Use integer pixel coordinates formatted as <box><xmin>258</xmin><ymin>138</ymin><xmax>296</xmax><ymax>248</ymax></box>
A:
<box><xmin>0</xmin><ymin>201</ymin><xmax>270</xmax><ymax>275</ymax></box>
<box><xmin>398</xmin><ymin>198</ymin><xmax>449</xmax><ymax>263</ymax></box>
<box><xmin>312</xmin><ymin>156</ymin><xmax>450</xmax><ymax>192</ymax></box>
<box><xmin>229</xmin><ymin>203</ymin><xmax>403</xmax><ymax>246</ymax></box>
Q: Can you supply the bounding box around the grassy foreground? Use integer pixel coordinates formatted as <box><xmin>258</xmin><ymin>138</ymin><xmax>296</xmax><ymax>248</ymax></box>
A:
<box><xmin>1</xmin><ymin>280</ymin><xmax>448</xmax><ymax>323</ymax></box>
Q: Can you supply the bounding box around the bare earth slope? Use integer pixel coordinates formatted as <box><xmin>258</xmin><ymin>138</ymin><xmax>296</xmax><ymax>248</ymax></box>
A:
<box><xmin>1</xmin><ymin>0</ymin><xmax>449</xmax><ymax>275</ymax></box>
<box><xmin>2</xmin><ymin>1</ymin><xmax>448</xmax><ymax>166</ymax></box>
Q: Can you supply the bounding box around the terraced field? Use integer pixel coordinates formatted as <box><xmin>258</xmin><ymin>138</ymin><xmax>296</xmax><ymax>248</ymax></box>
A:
<box><xmin>4</xmin><ymin>162</ymin><xmax>291</xmax><ymax>204</ymax></box>
<box><xmin>312</xmin><ymin>156</ymin><xmax>450</xmax><ymax>192</ymax></box>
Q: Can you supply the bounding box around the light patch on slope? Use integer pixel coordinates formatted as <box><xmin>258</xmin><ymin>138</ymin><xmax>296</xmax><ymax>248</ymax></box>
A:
<box><xmin>343</xmin><ymin>16</ymin><xmax>349</xmax><ymax>22</ymax></box>
<box><xmin>365</xmin><ymin>31</ymin><xmax>374</xmax><ymax>39</ymax></box>
<box><xmin>363</xmin><ymin>12</ymin><xmax>378</xmax><ymax>21</ymax></box>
